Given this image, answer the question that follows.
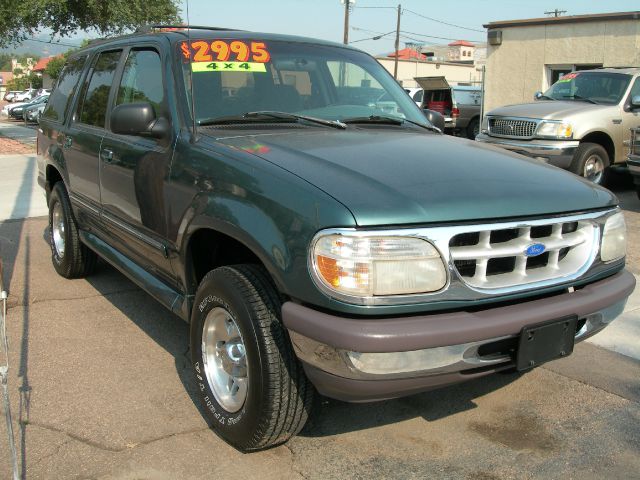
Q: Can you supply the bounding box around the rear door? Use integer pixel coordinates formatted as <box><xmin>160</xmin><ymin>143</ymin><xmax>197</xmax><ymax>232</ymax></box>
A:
<box><xmin>64</xmin><ymin>49</ymin><xmax>123</xmax><ymax>222</ymax></box>
<box><xmin>99</xmin><ymin>45</ymin><xmax>176</xmax><ymax>284</ymax></box>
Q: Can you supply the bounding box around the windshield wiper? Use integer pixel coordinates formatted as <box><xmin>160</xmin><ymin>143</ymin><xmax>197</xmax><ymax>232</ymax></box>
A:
<box><xmin>342</xmin><ymin>115</ymin><xmax>441</xmax><ymax>133</ymax></box>
<box><xmin>562</xmin><ymin>94</ymin><xmax>598</xmax><ymax>104</ymax></box>
<box><xmin>538</xmin><ymin>94</ymin><xmax>555</xmax><ymax>100</ymax></box>
<box><xmin>198</xmin><ymin>111</ymin><xmax>346</xmax><ymax>129</ymax></box>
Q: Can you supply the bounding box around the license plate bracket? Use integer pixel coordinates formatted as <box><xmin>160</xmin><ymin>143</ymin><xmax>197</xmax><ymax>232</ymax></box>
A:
<box><xmin>516</xmin><ymin>316</ymin><xmax>578</xmax><ymax>372</ymax></box>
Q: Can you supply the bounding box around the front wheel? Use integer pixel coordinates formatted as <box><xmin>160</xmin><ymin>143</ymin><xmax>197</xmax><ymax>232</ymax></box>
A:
<box><xmin>190</xmin><ymin>265</ymin><xmax>314</xmax><ymax>451</ymax></box>
<box><xmin>570</xmin><ymin>143</ymin><xmax>609</xmax><ymax>185</ymax></box>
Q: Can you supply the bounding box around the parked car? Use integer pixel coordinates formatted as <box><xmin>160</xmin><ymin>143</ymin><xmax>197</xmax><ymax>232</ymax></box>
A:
<box><xmin>404</xmin><ymin>87</ymin><xmax>424</xmax><ymax>107</ymax></box>
<box><xmin>24</xmin><ymin>100</ymin><xmax>47</xmax><ymax>123</ymax></box>
<box><xmin>37</xmin><ymin>27</ymin><xmax>633</xmax><ymax>452</ymax></box>
<box><xmin>3</xmin><ymin>90</ymin><xmax>21</xmax><ymax>102</ymax></box>
<box><xmin>13</xmin><ymin>89</ymin><xmax>36</xmax><ymax>102</ymax></box>
<box><xmin>414</xmin><ymin>77</ymin><xmax>482</xmax><ymax>139</ymax></box>
<box><xmin>9</xmin><ymin>94</ymin><xmax>49</xmax><ymax>120</ymax></box>
<box><xmin>477</xmin><ymin>68</ymin><xmax>640</xmax><ymax>185</ymax></box>
<box><xmin>629</xmin><ymin>128</ymin><xmax>640</xmax><ymax>200</ymax></box>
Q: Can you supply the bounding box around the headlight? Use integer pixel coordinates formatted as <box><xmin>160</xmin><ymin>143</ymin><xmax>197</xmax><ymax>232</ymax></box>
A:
<box><xmin>311</xmin><ymin>233</ymin><xmax>447</xmax><ymax>301</ymax></box>
<box><xmin>601</xmin><ymin>212</ymin><xmax>626</xmax><ymax>262</ymax></box>
<box><xmin>535</xmin><ymin>121</ymin><xmax>573</xmax><ymax>139</ymax></box>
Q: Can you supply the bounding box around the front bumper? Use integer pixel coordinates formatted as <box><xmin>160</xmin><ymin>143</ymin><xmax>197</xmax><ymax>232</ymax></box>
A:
<box><xmin>283</xmin><ymin>270</ymin><xmax>635</xmax><ymax>402</ymax></box>
<box><xmin>476</xmin><ymin>133</ymin><xmax>579</xmax><ymax>169</ymax></box>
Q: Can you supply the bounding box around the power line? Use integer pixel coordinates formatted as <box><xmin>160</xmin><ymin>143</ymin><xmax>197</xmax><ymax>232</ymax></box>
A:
<box><xmin>400</xmin><ymin>30</ymin><xmax>483</xmax><ymax>43</ymax></box>
<box><xmin>22</xmin><ymin>38</ymin><xmax>82</xmax><ymax>48</ymax></box>
<box><xmin>403</xmin><ymin>8</ymin><xmax>484</xmax><ymax>33</ymax></box>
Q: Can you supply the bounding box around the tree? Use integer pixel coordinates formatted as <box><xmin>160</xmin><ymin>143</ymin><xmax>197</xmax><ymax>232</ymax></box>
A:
<box><xmin>0</xmin><ymin>0</ymin><xmax>181</xmax><ymax>46</ymax></box>
<box><xmin>44</xmin><ymin>55</ymin><xmax>67</xmax><ymax>81</ymax></box>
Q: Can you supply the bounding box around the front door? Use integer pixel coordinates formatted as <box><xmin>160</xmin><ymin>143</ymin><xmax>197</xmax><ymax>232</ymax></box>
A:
<box><xmin>99</xmin><ymin>46</ymin><xmax>176</xmax><ymax>285</ymax></box>
<box><xmin>622</xmin><ymin>77</ymin><xmax>640</xmax><ymax>162</ymax></box>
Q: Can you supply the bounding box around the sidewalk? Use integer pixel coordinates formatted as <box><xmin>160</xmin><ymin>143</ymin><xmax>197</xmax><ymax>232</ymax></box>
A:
<box><xmin>0</xmin><ymin>154</ymin><xmax>47</xmax><ymax>221</ymax></box>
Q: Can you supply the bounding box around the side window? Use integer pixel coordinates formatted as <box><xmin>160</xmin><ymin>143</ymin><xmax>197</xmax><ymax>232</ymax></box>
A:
<box><xmin>77</xmin><ymin>50</ymin><xmax>121</xmax><ymax>128</ymax></box>
<box><xmin>629</xmin><ymin>78</ymin><xmax>640</xmax><ymax>101</ymax></box>
<box><xmin>116</xmin><ymin>49</ymin><xmax>165</xmax><ymax>116</ymax></box>
<box><xmin>42</xmin><ymin>55</ymin><xmax>87</xmax><ymax>122</ymax></box>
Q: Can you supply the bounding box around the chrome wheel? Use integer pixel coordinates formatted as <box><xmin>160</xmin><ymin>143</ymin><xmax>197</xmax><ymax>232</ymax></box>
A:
<box><xmin>52</xmin><ymin>202</ymin><xmax>66</xmax><ymax>258</ymax></box>
<box><xmin>583</xmin><ymin>154</ymin><xmax>604</xmax><ymax>184</ymax></box>
<box><xmin>202</xmin><ymin>307</ymin><xmax>248</xmax><ymax>413</ymax></box>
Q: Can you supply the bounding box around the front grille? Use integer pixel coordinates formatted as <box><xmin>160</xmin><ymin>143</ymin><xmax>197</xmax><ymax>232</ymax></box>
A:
<box><xmin>449</xmin><ymin>220</ymin><xmax>596</xmax><ymax>290</ymax></box>
<box><xmin>488</xmin><ymin>117</ymin><xmax>537</xmax><ymax>138</ymax></box>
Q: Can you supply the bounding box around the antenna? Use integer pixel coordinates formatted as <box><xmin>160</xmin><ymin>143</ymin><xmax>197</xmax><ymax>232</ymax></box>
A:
<box><xmin>186</xmin><ymin>0</ymin><xmax>198</xmax><ymax>142</ymax></box>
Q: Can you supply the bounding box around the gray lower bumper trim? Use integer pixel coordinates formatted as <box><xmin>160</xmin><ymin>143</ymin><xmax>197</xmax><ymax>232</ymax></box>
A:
<box><xmin>282</xmin><ymin>271</ymin><xmax>635</xmax><ymax>353</ymax></box>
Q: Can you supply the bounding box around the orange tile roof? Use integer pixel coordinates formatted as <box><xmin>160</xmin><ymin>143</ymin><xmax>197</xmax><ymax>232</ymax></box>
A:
<box><xmin>387</xmin><ymin>48</ymin><xmax>426</xmax><ymax>60</ymax></box>
<box><xmin>32</xmin><ymin>56</ymin><xmax>62</xmax><ymax>72</ymax></box>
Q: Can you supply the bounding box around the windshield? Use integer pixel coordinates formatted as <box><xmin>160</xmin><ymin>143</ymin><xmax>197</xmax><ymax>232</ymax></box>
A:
<box><xmin>543</xmin><ymin>71</ymin><xmax>631</xmax><ymax>105</ymax></box>
<box><xmin>176</xmin><ymin>39</ymin><xmax>429</xmax><ymax>127</ymax></box>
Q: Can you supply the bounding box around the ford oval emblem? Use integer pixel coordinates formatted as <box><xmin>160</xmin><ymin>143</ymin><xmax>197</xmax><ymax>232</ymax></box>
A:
<box><xmin>525</xmin><ymin>243</ymin><xmax>546</xmax><ymax>257</ymax></box>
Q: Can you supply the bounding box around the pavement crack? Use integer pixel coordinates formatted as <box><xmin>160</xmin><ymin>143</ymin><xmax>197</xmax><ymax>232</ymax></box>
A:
<box><xmin>26</xmin><ymin>421</ymin><xmax>211</xmax><ymax>454</ymax></box>
<box><xmin>6</xmin><ymin>288</ymin><xmax>142</xmax><ymax>310</ymax></box>
<box><xmin>283</xmin><ymin>443</ymin><xmax>309</xmax><ymax>480</ymax></box>
<box><xmin>125</xmin><ymin>427</ymin><xmax>210</xmax><ymax>450</ymax></box>
<box><xmin>27</xmin><ymin>421</ymin><xmax>123</xmax><ymax>452</ymax></box>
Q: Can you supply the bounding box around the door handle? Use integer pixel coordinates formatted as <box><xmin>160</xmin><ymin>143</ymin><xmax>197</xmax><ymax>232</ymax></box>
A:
<box><xmin>101</xmin><ymin>148</ymin><xmax>114</xmax><ymax>163</ymax></box>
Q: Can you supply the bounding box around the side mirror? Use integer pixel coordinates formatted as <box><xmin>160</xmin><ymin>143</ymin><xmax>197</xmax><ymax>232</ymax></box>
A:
<box><xmin>534</xmin><ymin>91</ymin><xmax>543</xmax><ymax>101</ymax></box>
<box><xmin>423</xmin><ymin>109</ymin><xmax>445</xmax><ymax>132</ymax></box>
<box><xmin>110</xmin><ymin>102</ymin><xmax>168</xmax><ymax>139</ymax></box>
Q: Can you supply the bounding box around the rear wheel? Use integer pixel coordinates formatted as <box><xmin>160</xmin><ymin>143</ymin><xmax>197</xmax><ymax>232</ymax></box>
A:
<box><xmin>466</xmin><ymin>117</ymin><xmax>480</xmax><ymax>140</ymax></box>
<box><xmin>570</xmin><ymin>143</ymin><xmax>609</xmax><ymax>185</ymax></box>
<box><xmin>48</xmin><ymin>182</ymin><xmax>97</xmax><ymax>278</ymax></box>
<box><xmin>190</xmin><ymin>264</ymin><xmax>314</xmax><ymax>451</ymax></box>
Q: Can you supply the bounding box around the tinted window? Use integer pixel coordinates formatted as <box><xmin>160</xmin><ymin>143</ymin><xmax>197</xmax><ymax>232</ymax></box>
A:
<box><xmin>116</xmin><ymin>49</ymin><xmax>165</xmax><ymax>115</ymax></box>
<box><xmin>77</xmin><ymin>50</ymin><xmax>121</xmax><ymax>127</ymax></box>
<box><xmin>453</xmin><ymin>89</ymin><xmax>481</xmax><ymax>105</ymax></box>
<box><xmin>43</xmin><ymin>55</ymin><xmax>87</xmax><ymax>122</ymax></box>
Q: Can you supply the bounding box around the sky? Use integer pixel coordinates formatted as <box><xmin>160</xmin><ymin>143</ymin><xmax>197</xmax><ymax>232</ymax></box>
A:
<box><xmin>179</xmin><ymin>0</ymin><xmax>640</xmax><ymax>54</ymax></box>
<box><xmin>7</xmin><ymin>0</ymin><xmax>640</xmax><ymax>57</ymax></box>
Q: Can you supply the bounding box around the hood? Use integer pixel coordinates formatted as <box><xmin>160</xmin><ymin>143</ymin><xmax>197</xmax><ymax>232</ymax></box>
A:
<box><xmin>203</xmin><ymin>127</ymin><xmax>616</xmax><ymax>226</ymax></box>
<box><xmin>488</xmin><ymin>100</ymin><xmax>611</xmax><ymax>120</ymax></box>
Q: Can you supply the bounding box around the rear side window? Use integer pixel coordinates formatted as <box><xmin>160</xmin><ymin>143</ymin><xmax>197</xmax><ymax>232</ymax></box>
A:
<box><xmin>43</xmin><ymin>55</ymin><xmax>87</xmax><ymax>123</ymax></box>
<box><xmin>77</xmin><ymin>50</ymin><xmax>122</xmax><ymax>128</ymax></box>
<box><xmin>453</xmin><ymin>89</ymin><xmax>481</xmax><ymax>105</ymax></box>
<box><xmin>116</xmin><ymin>49</ymin><xmax>165</xmax><ymax>116</ymax></box>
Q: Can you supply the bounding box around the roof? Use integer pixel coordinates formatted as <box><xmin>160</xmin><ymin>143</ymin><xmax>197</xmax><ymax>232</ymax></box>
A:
<box><xmin>387</xmin><ymin>48</ymin><xmax>426</xmax><ymax>60</ymax></box>
<box><xmin>0</xmin><ymin>71</ymin><xmax>14</xmax><ymax>83</ymax></box>
<box><xmin>448</xmin><ymin>40</ymin><xmax>475</xmax><ymax>47</ymax></box>
<box><xmin>484</xmin><ymin>10</ymin><xmax>640</xmax><ymax>29</ymax></box>
<box><xmin>78</xmin><ymin>28</ymin><xmax>359</xmax><ymax>54</ymax></box>
<box><xmin>32</xmin><ymin>56</ymin><xmax>62</xmax><ymax>72</ymax></box>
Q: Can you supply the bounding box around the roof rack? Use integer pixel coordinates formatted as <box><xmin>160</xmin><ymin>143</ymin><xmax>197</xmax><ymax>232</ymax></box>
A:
<box><xmin>136</xmin><ymin>25</ymin><xmax>244</xmax><ymax>33</ymax></box>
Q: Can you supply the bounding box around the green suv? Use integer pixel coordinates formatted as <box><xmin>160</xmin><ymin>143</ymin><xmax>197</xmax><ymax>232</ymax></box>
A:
<box><xmin>37</xmin><ymin>26</ymin><xmax>635</xmax><ymax>451</ymax></box>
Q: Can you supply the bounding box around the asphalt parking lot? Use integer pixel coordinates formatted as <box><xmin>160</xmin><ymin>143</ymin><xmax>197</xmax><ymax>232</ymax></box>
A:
<box><xmin>0</xmin><ymin>119</ymin><xmax>639</xmax><ymax>479</ymax></box>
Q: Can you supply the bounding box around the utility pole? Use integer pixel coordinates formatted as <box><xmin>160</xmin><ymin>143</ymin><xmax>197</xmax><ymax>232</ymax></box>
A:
<box><xmin>393</xmin><ymin>4</ymin><xmax>401</xmax><ymax>80</ymax></box>
<box><xmin>544</xmin><ymin>9</ymin><xmax>566</xmax><ymax>17</ymax></box>
<box><xmin>343</xmin><ymin>0</ymin><xmax>350</xmax><ymax>44</ymax></box>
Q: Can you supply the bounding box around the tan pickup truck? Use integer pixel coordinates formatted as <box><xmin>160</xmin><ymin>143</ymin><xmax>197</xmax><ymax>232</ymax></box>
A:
<box><xmin>477</xmin><ymin>68</ymin><xmax>640</xmax><ymax>185</ymax></box>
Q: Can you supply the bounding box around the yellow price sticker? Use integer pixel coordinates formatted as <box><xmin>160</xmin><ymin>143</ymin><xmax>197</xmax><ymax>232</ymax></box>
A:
<box><xmin>191</xmin><ymin>61</ymin><xmax>267</xmax><ymax>73</ymax></box>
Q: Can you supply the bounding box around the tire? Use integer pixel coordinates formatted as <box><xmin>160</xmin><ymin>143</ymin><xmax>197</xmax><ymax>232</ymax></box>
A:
<box><xmin>48</xmin><ymin>182</ymin><xmax>97</xmax><ymax>278</ymax></box>
<box><xmin>569</xmin><ymin>143</ymin><xmax>609</xmax><ymax>185</ymax></box>
<box><xmin>466</xmin><ymin>117</ymin><xmax>480</xmax><ymax>140</ymax></box>
<box><xmin>190</xmin><ymin>264</ymin><xmax>314</xmax><ymax>451</ymax></box>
